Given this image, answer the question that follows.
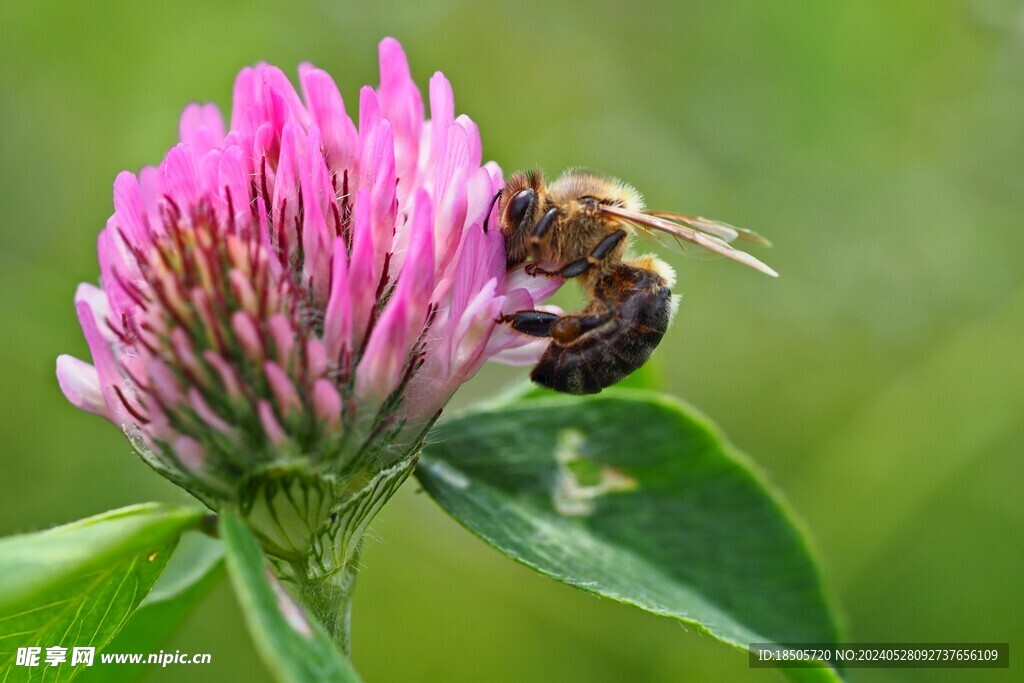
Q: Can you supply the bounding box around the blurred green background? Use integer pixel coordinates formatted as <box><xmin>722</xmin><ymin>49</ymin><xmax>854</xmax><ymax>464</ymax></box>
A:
<box><xmin>1</xmin><ymin>0</ymin><xmax>1021</xmax><ymax>681</ymax></box>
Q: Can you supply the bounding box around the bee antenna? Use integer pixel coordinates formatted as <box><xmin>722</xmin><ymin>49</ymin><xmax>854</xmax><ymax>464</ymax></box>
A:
<box><xmin>482</xmin><ymin>190</ymin><xmax>502</xmax><ymax>233</ymax></box>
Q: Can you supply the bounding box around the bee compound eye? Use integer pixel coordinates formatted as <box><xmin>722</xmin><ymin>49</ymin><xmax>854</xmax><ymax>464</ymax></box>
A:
<box><xmin>507</xmin><ymin>189</ymin><xmax>537</xmax><ymax>228</ymax></box>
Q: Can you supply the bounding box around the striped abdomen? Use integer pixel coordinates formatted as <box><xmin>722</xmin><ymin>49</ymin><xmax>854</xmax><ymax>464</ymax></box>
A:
<box><xmin>530</xmin><ymin>264</ymin><xmax>674</xmax><ymax>394</ymax></box>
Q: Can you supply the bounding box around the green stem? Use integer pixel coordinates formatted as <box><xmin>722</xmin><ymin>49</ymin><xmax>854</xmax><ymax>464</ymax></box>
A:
<box><xmin>291</xmin><ymin>555</ymin><xmax>359</xmax><ymax>655</ymax></box>
<box><xmin>241</xmin><ymin>454</ymin><xmax>418</xmax><ymax>655</ymax></box>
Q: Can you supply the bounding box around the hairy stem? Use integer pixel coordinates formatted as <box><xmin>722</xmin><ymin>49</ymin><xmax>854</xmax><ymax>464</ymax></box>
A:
<box><xmin>290</xmin><ymin>551</ymin><xmax>360</xmax><ymax>655</ymax></box>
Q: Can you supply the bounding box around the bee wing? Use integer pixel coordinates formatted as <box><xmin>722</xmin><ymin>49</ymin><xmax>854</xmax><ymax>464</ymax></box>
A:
<box><xmin>647</xmin><ymin>211</ymin><xmax>773</xmax><ymax>246</ymax></box>
<box><xmin>597</xmin><ymin>205</ymin><xmax>779</xmax><ymax>277</ymax></box>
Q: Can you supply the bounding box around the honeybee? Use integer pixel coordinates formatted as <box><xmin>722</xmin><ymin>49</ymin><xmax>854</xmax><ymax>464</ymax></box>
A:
<box><xmin>486</xmin><ymin>168</ymin><xmax>776</xmax><ymax>394</ymax></box>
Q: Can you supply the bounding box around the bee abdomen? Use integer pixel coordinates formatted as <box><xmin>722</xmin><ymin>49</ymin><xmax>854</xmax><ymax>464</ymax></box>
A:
<box><xmin>530</xmin><ymin>269</ymin><xmax>672</xmax><ymax>394</ymax></box>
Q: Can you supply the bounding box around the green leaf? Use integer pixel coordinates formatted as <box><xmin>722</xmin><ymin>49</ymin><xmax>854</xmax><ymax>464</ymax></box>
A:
<box><xmin>77</xmin><ymin>535</ymin><xmax>225</xmax><ymax>683</ymax></box>
<box><xmin>0</xmin><ymin>503</ymin><xmax>204</xmax><ymax>682</ymax></box>
<box><xmin>417</xmin><ymin>390</ymin><xmax>842</xmax><ymax>681</ymax></box>
<box><xmin>219</xmin><ymin>511</ymin><xmax>361</xmax><ymax>683</ymax></box>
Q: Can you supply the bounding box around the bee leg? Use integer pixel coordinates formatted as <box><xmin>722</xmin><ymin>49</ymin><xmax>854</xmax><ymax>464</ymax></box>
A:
<box><xmin>498</xmin><ymin>310</ymin><xmax>559</xmax><ymax>338</ymax></box>
<box><xmin>550</xmin><ymin>307</ymin><xmax>616</xmax><ymax>345</ymax></box>
<box><xmin>555</xmin><ymin>229</ymin><xmax>628</xmax><ymax>278</ymax></box>
<box><xmin>527</xmin><ymin>207</ymin><xmax>559</xmax><ymax>259</ymax></box>
<box><xmin>523</xmin><ymin>208</ymin><xmax>560</xmax><ymax>277</ymax></box>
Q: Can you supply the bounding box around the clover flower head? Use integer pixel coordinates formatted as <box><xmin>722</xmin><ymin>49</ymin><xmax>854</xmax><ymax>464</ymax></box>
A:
<box><xmin>56</xmin><ymin>39</ymin><xmax>558</xmax><ymax>574</ymax></box>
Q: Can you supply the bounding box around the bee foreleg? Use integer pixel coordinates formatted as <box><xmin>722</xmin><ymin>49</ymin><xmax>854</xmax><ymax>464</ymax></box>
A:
<box><xmin>527</xmin><ymin>207</ymin><xmax>559</xmax><ymax>264</ymax></box>
<box><xmin>499</xmin><ymin>310</ymin><xmax>559</xmax><ymax>338</ymax></box>
<box><xmin>556</xmin><ymin>229</ymin><xmax>628</xmax><ymax>278</ymax></box>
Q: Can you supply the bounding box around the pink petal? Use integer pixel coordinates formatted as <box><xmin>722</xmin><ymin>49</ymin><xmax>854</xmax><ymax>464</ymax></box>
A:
<box><xmin>253</xmin><ymin>122</ymin><xmax>278</xmax><ymax>195</ymax></box>
<box><xmin>299</xmin><ymin>63</ymin><xmax>358</xmax><ymax>174</ymax></box>
<box><xmin>426</xmin><ymin>73</ymin><xmax>455</xmax><ymax>190</ymax></box>
<box><xmin>305</xmin><ymin>338</ymin><xmax>328</xmax><ymax>380</ymax></box>
<box><xmin>312</xmin><ymin>379</ymin><xmax>342</xmax><ymax>432</ymax></box>
<box><xmin>259</xmin><ymin>64</ymin><xmax>309</xmax><ymax>128</ymax></box>
<box><xmin>160</xmin><ymin>144</ymin><xmax>200</xmax><ymax>209</ymax></box>
<box><xmin>254</xmin><ymin>175</ymin><xmax>276</xmax><ymax>268</ymax></box>
<box><xmin>264</xmin><ymin>361</ymin><xmax>302</xmax><ymax>415</ymax></box>
<box><xmin>299</xmin><ymin>125</ymin><xmax>333</xmax><ymax>304</ymax></box>
<box><xmin>428</xmin><ymin>117</ymin><xmax>472</xmax><ymax>279</ymax></box>
<box><xmin>370</xmin><ymin>121</ymin><xmax>397</xmax><ymax>254</ymax></box>
<box><xmin>75</xmin><ymin>300</ymin><xmax>126</xmax><ymax>425</ymax></box>
<box><xmin>74</xmin><ymin>283</ymin><xmax>113</xmax><ymax>337</ymax></box>
<box><xmin>147</xmin><ymin>357</ymin><xmax>185</xmax><ymax>407</ymax></box>
<box><xmin>113</xmin><ymin>171</ymin><xmax>151</xmax><ymax>248</ymax></box>
<box><xmin>355</xmin><ymin>117</ymin><xmax>396</xmax><ymax>275</ymax></box>
<box><xmin>170</xmin><ymin>327</ymin><xmax>209</xmax><ymax>383</ymax></box>
<box><xmin>231</xmin><ymin>311</ymin><xmax>264</xmax><ymax>362</ymax></box>
<box><xmin>138</xmin><ymin>166</ymin><xmax>164</xmax><ymax>237</ymax></box>
<box><xmin>173</xmin><ymin>436</ymin><xmax>207</xmax><ymax>473</ymax></box>
<box><xmin>203</xmin><ymin>351</ymin><xmax>243</xmax><ymax>400</ymax></box>
<box><xmin>434</xmin><ymin>165</ymin><xmax>468</xmax><ymax>276</ymax></box>
<box><xmin>434</xmin><ymin>118</ymin><xmax>469</xmax><ymax>200</ymax></box>
<box><xmin>429</xmin><ymin>72</ymin><xmax>454</xmax><ymax>131</ymax></box>
<box><xmin>488</xmin><ymin>337</ymin><xmax>551</xmax><ymax>366</ymax></box>
<box><xmin>347</xmin><ymin>189</ymin><xmax>379</xmax><ymax>350</ymax></box>
<box><xmin>504</xmin><ymin>264</ymin><xmax>564</xmax><ymax>303</ymax></box>
<box><xmin>56</xmin><ymin>355</ymin><xmax>110</xmax><ymax>419</ymax></box>
<box><xmin>500</xmin><ymin>286</ymin><xmax>538</xmax><ymax>315</ymax></box>
<box><xmin>258</xmin><ymin>400</ymin><xmax>289</xmax><ymax>447</ymax></box>
<box><xmin>354</xmin><ymin>293</ymin><xmax>410</xmax><ymax>404</ymax></box>
<box><xmin>179</xmin><ymin>103</ymin><xmax>226</xmax><ymax>161</ymax></box>
<box><xmin>267</xmin><ymin>313</ymin><xmax>296</xmax><ymax>368</ymax></box>
<box><xmin>401</xmin><ymin>283</ymin><xmax>501</xmax><ymax>424</ymax></box>
<box><xmin>232</xmin><ymin>64</ymin><xmax>305</xmax><ymax>141</ymax></box>
<box><xmin>396</xmin><ymin>190</ymin><xmax>437</xmax><ymax>310</ymax></box>
<box><xmin>229</xmin><ymin>269</ymin><xmax>259</xmax><ymax>314</ymax></box>
<box><xmin>377</xmin><ymin>38</ymin><xmax>423</xmax><ymax>188</ymax></box>
<box><xmin>354</xmin><ymin>191</ymin><xmax>435</xmax><ymax>403</ymax></box>
<box><xmin>230</xmin><ymin>66</ymin><xmax>261</xmax><ymax>133</ymax></box>
<box><xmin>449</xmin><ymin>225</ymin><xmax>504</xmax><ymax>326</ymax></box>
<box><xmin>188</xmin><ymin>388</ymin><xmax>235</xmax><ymax>434</ymax></box>
<box><xmin>143</xmin><ymin>402</ymin><xmax>179</xmax><ymax>443</ymax></box>
<box><xmin>197</xmin><ymin>148</ymin><xmax>222</xmax><ymax>200</ymax></box>
<box><xmin>465</xmin><ymin>166</ymin><xmax>500</xmax><ymax>231</ymax></box>
<box><xmin>218</xmin><ymin>145</ymin><xmax>250</xmax><ymax>227</ymax></box>
<box><xmin>357</xmin><ymin>86</ymin><xmax>381</xmax><ymax>141</ymax></box>
<box><xmin>96</xmin><ymin>225</ymin><xmax>135</xmax><ymax>324</ymax></box>
<box><xmin>323</xmin><ymin>237</ymin><xmax>352</xmax><ymax>362</ymax></box>
<box><xmin>455</xmin><ymin>115</ymin><xmax>483</xmax><ymax>170</ymax></box>
<box><xmin>272</xmin><ymin>122</ymin><xmax>301</xmax><ymax>263</ymax></box>
<box><xmin>450</xmin><ymin>279</ymin><xmax>501</xmax><ymax>371</ymax></box>
<box><xmin>305</xmin><ymin>124</ymin><xmax>337</xmax><ymax>230</ymax></box>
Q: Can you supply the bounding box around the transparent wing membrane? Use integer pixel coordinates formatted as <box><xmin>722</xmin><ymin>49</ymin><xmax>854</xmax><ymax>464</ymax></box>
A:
<box><xmin>597</xmin><ymin>205</ymin><xmax>778</xmax><ymax>277</ymax></box>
